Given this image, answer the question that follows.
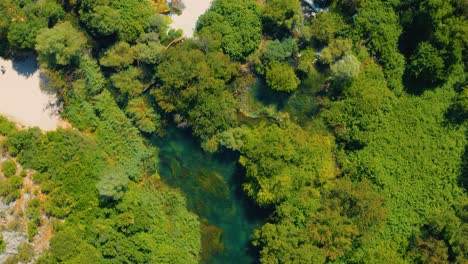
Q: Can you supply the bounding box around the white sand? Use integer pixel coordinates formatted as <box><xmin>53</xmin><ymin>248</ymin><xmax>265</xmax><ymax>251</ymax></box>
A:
<box><xmin>170</xmin><ymin>0</ymin><xmax>212</xmax><ymax>37</ymax></box>
<box><xmin>0</xmin><ymin>57</ymin><xmax>65</xmax><ymax>131</ymax></box>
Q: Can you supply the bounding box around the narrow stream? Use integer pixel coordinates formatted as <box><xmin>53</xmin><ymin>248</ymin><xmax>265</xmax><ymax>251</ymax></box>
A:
<box><xmin>152</xmin><ymin>128</ymin><xmax>267</xmax><ymax>263</ymax></box>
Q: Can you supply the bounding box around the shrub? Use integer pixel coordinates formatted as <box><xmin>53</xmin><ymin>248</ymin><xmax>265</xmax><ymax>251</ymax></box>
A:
<box><xmin>2</xmin><ymin>160</ymin><xmax>17</xmax><ymax>177</ymax></box>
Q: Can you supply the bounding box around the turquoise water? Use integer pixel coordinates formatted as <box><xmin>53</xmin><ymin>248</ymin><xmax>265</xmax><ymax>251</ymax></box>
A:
<box><xmin>152</xmin><ymin>128</ymin><xmax>267</xmax><ymax>264</ymax></box>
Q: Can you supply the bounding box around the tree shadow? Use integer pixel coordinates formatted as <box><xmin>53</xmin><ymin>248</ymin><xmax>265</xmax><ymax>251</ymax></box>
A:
<box><xmin>252</xmin><ymin>78</ymin><xmax>291</xmax><ymax>110</ymax></box>
<box><xmin>402</xmin><ymin>70</ymin><xmax>440</xmax><ymax>95</ymax></box>
<box><xmin>11</xmin><ymin>56</ymin><xmax>38</xmax><ymax>77</ymax></box>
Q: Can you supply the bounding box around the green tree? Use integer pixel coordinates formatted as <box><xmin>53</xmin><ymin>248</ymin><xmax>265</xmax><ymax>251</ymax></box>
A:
<box><xmin>2</xmin><ymin>159</ymin><xmax>17</xmax><ymax>177</ymax></box>
<box><xmin>97</xmin><ymin>167</ymin><xmax>129</xmax><ymax>203</ymax></box>
<box><xmin>0</xmin><ymin>235</ymin><xmax>5</xmax><ymax>253</ymax></box>
<box><xmin>35</xmin><ymin>22</ymin><xmax>87</xmax><ymax>67</ymax></box>
<box><xmin>7</xmin><ymin>19</ymin><xmax>44</xmax><ymax>50</ymax></box>
<box><xmin>16</xmin><ymin>242</ymin><xmax>34</xmax><ymax>263</ymax></box>
<box><xmin>153</xmin><ymin>42</ymin><xmax>239</xmax><ymax>138</ymax></box>
<box><xmin>309</xmin><ymin>12</ymin><xmax>346</xmax><ymax>44</ymax></box>
<box><xmin>265</xmin><ymin>61</ymin><xmax>300</xmax><ymax>92</ymax></box>
<box><xmin>126</xmin><ymin>96</ymin><xmax>162</xmax><ymax>134</ymax></box>
<box><xmin>409</xmin><ymin>42</ymin><xmax>445</xmax><ymax>83</ymax></box>
<box><xmin>330</xmin><ymin>52</ymin><xmax>361</xmax><ymax>81</ymax></box>
<box><xmin>110</xmin><ymin>67</ymin><xmax>144</xmax><ymax>97</ymax></box>
<box><xmin>263</xmin><ymin>0</ymin><xmax>303</xmax><ymax>36</ymax></box>
<box><xmin>88</xmin><ymin>5</ymin><xmax>121</xmax><ymax>36</ymax></box>
<box><xmin>99</xmin><ymin>42</ymin><xmax>135</xmax><ymax>69</ymax></box>
<box><xmin>319</xmin><ymin>38</ymin><xmax>353</xmax><ymax>64</ymax></box>
<box><xmin>262</xmin><ymin>38</ymin><xmax>297</xmax><ymax>63</ymax></box>
<box><xmin>220</xmin><ymin>122</ymin><xmax>337</xmax><ymax>205</ymax></box>
<box><xmin>197</xmin><ymin>0</ymin><xmax>262</xmax><ymax>60</ymax></box>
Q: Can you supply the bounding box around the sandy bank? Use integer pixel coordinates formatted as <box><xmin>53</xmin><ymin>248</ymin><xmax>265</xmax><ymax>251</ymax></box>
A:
<box><xmin>169</xmin><ymin>0</ymin><xmax>212</xmax><ymax>37</ymax></box>
<box><xmin>0</xmin><ymin>57</ymin><xmax>66</xmax><ymax>131</ymax></box>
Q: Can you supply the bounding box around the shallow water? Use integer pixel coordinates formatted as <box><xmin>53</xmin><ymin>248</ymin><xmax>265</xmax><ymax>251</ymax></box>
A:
<box><xmin>153</xmin><ymin>128</ymin><xmax>267</xmax><ymax>264</ymax></box>
<box><xmin>0</xmin><ymin>56</ymin><xmax>64</xmax><ymax>131</ymax></box>
<box><xmin>169</xmin><ymin>0</ymin><xmax>212</xmax><ymax>37</ymax></box>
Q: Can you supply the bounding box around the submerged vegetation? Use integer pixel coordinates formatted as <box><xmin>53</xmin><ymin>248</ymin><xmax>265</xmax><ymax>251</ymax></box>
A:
<box><xmin>0</xmin><ymin>0</ymin><xmax>467</xmax><ymax>263</ymax></box>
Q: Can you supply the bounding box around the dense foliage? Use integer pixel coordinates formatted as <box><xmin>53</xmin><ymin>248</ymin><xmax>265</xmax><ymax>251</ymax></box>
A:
<box><xmin>0</xmin><ymin>0</ymin><xmax>466</xmax><ymax>263</ymax></box>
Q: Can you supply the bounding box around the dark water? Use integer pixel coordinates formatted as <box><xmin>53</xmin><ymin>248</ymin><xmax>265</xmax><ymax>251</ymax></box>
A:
<box><xmin>152</xmin><ymin>128</ymin><xmax>267</xmax><ymax>264</ymax></box>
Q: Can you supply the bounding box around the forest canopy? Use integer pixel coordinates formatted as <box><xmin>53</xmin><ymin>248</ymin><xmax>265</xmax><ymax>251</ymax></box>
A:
<box><xmin>0</xmin><ymin>0</ymin><xmax>466</xmax><ymax>263</ymax></box>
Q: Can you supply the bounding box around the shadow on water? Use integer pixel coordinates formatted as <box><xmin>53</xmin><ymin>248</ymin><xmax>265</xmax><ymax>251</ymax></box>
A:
<box><xmin>11</xmin><ymin>56</ymin><xmax>38</xmax><ymax>77</ymax></box>
<box><xmin>151</xmin><ymin>128</ymin><xmax>270</xmax><ymax>264</ymax></box>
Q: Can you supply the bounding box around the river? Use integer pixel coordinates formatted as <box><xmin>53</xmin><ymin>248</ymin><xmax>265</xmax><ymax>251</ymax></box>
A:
<box><xmin>0</xmin><ymin>56</ymin><xmax>65</xmax><ymax>131</ymax></box>
<box><xmin>153</xmin><ymin>128</ymin><xmax>267</xmax><ymax>263</ymax></box>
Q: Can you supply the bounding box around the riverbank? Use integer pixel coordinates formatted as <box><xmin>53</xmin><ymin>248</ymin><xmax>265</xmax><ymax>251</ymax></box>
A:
<box><xmin>169</xmin><ymin>0</ymin><xmax>212</xmax><ymax>37</ymax></box>
<box><xmin>0</xmin><ymin>56</ymin><xmax>68</xmax><ymax>131</ymax></box>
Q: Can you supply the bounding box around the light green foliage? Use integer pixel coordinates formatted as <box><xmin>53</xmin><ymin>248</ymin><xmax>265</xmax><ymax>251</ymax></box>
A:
<box><xmin>4</xmin><ymin>126</ymin><xmax>200</xmax><ymax>263</ymax></box>
<box><xmin>2</xmin><ymin>159</ymin><xmax>17</xmax><ymax>177</ymax></box>
<box><xmin>154</xmin><ymin>42</ymin><xmax>239</xmax><ymax>139</ymax></box>
<box><xmin>7</xmin><ymin>19</ymin><xmax>44</xmax><ymax>50</ymax></box>
<box><xmin>1</xmin><ymin>0</ymin><xmax>466</xmax><ymax>263</ymax></box>
<box><xmin>79</xmin><ymin>0</ymin><xmax>154</xmax><ymax>42</ymax></box>
<box><xmin>46</xmin><ymin>227</ymin><xmax>103</xmax><ymax>263</ymax></box>
<box><xmin>126</xmin><ymin>96</ymin><xmax>163</xmax><ymax>134</ymax></box>
<box><xmin>263</xmin><ymin>0</ymin><xmax>303</xmax><ymax>35</ymax></box>
<box><xmin>330</xmin><ymin>52</ymin><xmax>360</xmax><ymax>80</ymax></box>
<box><xmin>320</xmin><ymin>38</ymin><xmax>353</xmax><ymax>64</ymax></box>
<box><xmin>0</xmin><ymin>235</ymin><xmax>5</xmax><ymax>253</ymax></box>
<box><xmin>88</xmin><ymin>5</ymin><xmax>121</xmax><ymax>36</ymax></box>
<box><xmin>27</xmin><ymin>221</ymin><xmax>38</xmax><ymax>241</ymax></box>
<box><xmin>35</xmin><ymin>22</ymin><xmax>87</xmax><ymax>67</ymax></box>
<box><xmin>324</xmin><ymin>61</ymin><xmax>466</xmax><ymax>257</ymax></box>
<box><xmin>99</xmin><ymin>42</ymin><xmax>135</xmax><ymax>69</ymax></box>
<box><xmin>110</xmin><ymin>66</ymin><xmax>144</xmax><ymax>97</ymax></box>
<box><xmin>93</xmin><ymin>91</ymin><xmax>153</xmax><ymax>180</ymax></box>
<box><xmin>108</xmin><ymin>181</ymin><xmax>201</xmax><ymax>263</ymax></box>
<box><xmin>197</xmin><ymin>0</ymin><xmax>262</xmax><ymax>59</ymax></box>
<box><xmin>221</xmin><ymin>122</ymin><xmax>337</xmax><ymax>205</ymax></box>
<box><xmin>110</xmin><ymin>0</ymin><xmax>154</xmax><ymax>42</ymax></box>
<box><xmin>97</xmin><ymin>167</ymin><xmax>129</xmax><ymax>202</ymax></box>
<box><xmin>0</xmin><ymin>175</ymin><xmax>22</xmax><ymax>203</ymax></box>
<box><xmin>309</xmin><ymin>12</ymin><xmax>346</xmax><ymax>44</ymax></box>
<box><xmin>297</xmin><ymin>48</ymin><xmax>317</xmax><ymax>74</ymax></box>
<box><xmin>78</xmin><ymin>55</ymin><xmax>106</xmax><ymax>96</ymax></box>
<box><xmin>13</xmin><ymin>130</ymin><xmax>104</xmax><ymax>218</ymax></box>
<box><xmin>265</xmin><ymin>61</ymin><xmax>300</xmax><ymax>92</ymax></box>
<box><xmin>4</xmin><ymin>0</ymin><xmax>64</xmax><ymax>50</ymax></box>
<box><xmin>133</xmin><ymin>42</ymin><xmax>164</xmax><ymax>64</ymax></box>
<box><xmin>254</xmin><ymin>179</ymin><xmax>386</xmax><ymax>262</ymax></box>
<box><xmin>188</xmin><ymin>89</ymin><xmax>238</xmax><ymax>138</ymax></box>
<box><xmin>15</xmin><ymin>242</ymin><xmax>34</xmax><ymax>263</ymax></box>
<box><xmin>27</xmin><ymin>198</ymin><xmax>41</xmax><ymax>226</ymax></box>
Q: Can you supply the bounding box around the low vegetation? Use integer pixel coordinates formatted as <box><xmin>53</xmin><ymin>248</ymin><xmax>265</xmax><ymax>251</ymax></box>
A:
<box><xmin>0</xmin><ymin>0</ymin><xmax>466</xmax><ymax>263</ymax></box>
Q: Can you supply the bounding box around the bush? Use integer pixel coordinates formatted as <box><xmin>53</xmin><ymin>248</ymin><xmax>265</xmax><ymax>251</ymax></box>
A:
<box><xmin>27</xmin><ymin>221</ymin><xmax>38</xmax><ymax>241</ymax></box>
<box><xmin>0</xmin><ymin>116</ymin><xmax>17</xmax><ymax>136</ymax></box>
<box><xmin>17</xmin><ymin>242</ymin><xmax>34</xmax><ymax>263</ymax></box>
<box><xmin>2</xmin><ymin>160</ymin><xmax>17</xmax><ymax>177</ymax></box>
<box><xmin>0</xmin><ymin>175</ymin><xmax>23</xmax><ymax>203</ymax></box>
<box><xmin>265</xmin><ymin>61</ymin><xmax>300</xmax><ymax>92</ymax></box>
<box><xmin>0</xmin><ymin>234</ymin><xmax>5</xmax><ymax>253</ymax></box>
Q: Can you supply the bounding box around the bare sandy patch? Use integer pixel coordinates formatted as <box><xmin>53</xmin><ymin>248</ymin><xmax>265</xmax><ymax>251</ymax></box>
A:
<box><xmin>0</xmin><ymin>56</ymin><xmax>66</xmax><ymax>131</ymax></box>
<box><xmin>169</xmin><ymin>0</ymin><xmax>212</xmax><ymax>37</ymax></box>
